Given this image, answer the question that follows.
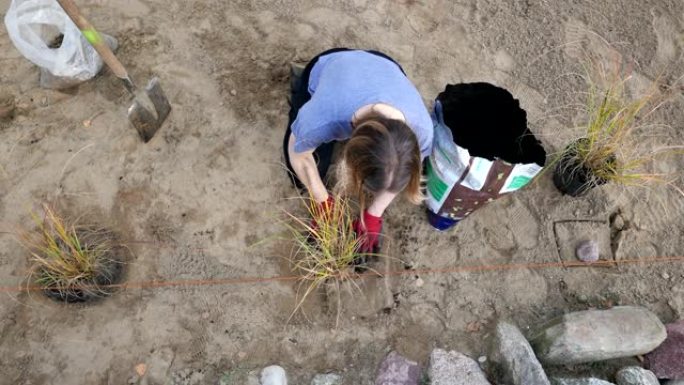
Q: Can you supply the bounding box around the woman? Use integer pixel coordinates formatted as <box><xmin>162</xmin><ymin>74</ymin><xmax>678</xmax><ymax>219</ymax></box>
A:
<box><xmin>283</xmin><ymin>48</ymin><xmax>433</xmax><ymax>253</ymax></box>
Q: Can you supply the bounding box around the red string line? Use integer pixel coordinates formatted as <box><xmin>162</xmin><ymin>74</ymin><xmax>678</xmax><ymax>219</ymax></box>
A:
<box><xmin>1</xmin><ymin>254</ymin><xmax>682</xmax><ymax>294</ymax></box>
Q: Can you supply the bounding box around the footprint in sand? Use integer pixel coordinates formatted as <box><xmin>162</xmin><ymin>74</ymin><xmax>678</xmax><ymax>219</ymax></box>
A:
<box><xmin>650</xmin><ymin>8</ymin><xmax>682</xmax><ymax>67</ymax></box>
<box><xmin>563</xmin><ymin>18</ymin><xmax>623</xmax><ymax>65</ymax></box>
<box><xmin>506</xmin><ymin>199</ymin><xmax>540</xmax><ymax>250</ymax></box>
<box><xmin>98</xmin><ymin>0</ymin><xmax>151</xmax><ymax>18</ymax></box>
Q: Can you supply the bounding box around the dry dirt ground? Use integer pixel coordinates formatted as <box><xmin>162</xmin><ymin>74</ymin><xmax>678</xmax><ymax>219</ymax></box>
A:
<box><xmin>2</xmin><ymin>0</ymin><xmax>684</xmax><ymax>384</ymax></box>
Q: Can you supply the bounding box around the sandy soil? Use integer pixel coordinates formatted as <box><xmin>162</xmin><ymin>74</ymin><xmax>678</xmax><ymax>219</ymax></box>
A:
<box><xmin>1</xmin><ymin>0</ymin><xmax>684</xmax><ymax>384</ymax></box>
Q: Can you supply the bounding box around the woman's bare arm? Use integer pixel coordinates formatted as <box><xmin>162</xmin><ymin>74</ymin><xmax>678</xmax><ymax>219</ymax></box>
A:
<box><xmin>367</xmin><ymin>190</ymin><xmax>398</xmax><ymax>217</ymax></box>
<box><xmin>288</xmin><ymin>133</ymin><xmax>329</xmax><ymax>203</ymax></box>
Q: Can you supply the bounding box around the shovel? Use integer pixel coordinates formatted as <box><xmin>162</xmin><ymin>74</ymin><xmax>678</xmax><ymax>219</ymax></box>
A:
<box><xmin>56</xmin><ymin>0</ymin><xmax>170</xmax><ymax>142</ymax></box>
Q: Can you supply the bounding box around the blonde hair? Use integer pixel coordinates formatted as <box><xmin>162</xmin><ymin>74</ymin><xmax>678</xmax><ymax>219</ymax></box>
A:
<box><xmin>335</xmin><ymin>117</ymin><xmax>423</xmax><ymax>212</ymax></box>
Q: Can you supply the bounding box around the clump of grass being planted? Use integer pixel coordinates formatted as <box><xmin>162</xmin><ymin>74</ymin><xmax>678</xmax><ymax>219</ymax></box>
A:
<box><xmin>282</xmin><ymin>195</ymin><xmax>371</xmax><ymax>323</ymax></box>
<box><xmin>17</xmin><ymin>204</ymin><xmax>122</xmax><ymax>302</ymax></box>
<box><xmin>559</xmin><ymin>60</ymin><xmax>684</xmax><ymax>188</ymax></box>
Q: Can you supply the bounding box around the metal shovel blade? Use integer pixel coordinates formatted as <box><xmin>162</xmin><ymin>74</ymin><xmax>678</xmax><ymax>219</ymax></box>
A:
<box><xmin>127</xmin><ymin>77</ymin><xmax>171</xmax><ymax>142</ymax></box>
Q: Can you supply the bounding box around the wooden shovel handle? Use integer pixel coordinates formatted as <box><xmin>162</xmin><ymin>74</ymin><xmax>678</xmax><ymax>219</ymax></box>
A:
<box><xmin>56</xmin><ymin>0</ymin><xmax>130</xmax><ymax>81</ymax></box>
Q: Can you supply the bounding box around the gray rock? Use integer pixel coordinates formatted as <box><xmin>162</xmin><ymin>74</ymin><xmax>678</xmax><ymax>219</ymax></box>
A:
<box><xmin>375</xmin><ymin>351</ymin><xmax>421</xmax><ymax>385</ymax></box>
<box><xmin>662</xmin><ymin>381</ymin><xmax>684</xmax><ymax>385</ymax></box>
<box><xmin>576</xmin><ymin>240</ymin><xmax>599</xmax><ymax>262</ymax></box>
<box><xmin>615</xmin><ymin>367</ymin><xmax>658</xmax><ymax>385</ymax></box>
<box><xmin>488</xmin><ymin>322</ymin><xmax>550</xmax><ymax>385</ymax></box>
<box><xmin>551</xmin><ymin>378</ymin><xmax>615</xmax><ymax>385</ymax></box>
<box><xmin>428</xmin><ymin>349</ymin><xmax>491</xmax><ymax>385</ymax></box>
<box><xmin>531</xmin><ymin>306</ymin><xmax>666</xmax><ymax>365</ymax></box>
<box><xmin>261</xmin><ymin>366</ymin><xmax>287</xmax><ymax>385</ymax></box>
<box><xmin>312</xmin><ymin>373</ymin><xmax>342</xmax><ymax>385</ymax></box>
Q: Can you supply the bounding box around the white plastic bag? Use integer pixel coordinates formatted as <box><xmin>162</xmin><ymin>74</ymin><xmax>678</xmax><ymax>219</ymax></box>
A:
<box><xmin>4</xmin><ymin>0</ymin><xmax>115</xmax><ymax>89</ymax></box>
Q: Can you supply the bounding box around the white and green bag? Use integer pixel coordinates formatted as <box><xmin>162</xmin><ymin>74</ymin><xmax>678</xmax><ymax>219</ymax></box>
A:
<box><xmin>426</xmin><ymin>83</ymin><xmax>546</xmax><ymax>229</ymax></box>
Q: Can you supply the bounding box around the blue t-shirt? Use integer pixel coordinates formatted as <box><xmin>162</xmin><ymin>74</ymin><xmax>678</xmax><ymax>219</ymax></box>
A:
<box><xmin>291</xmin><ymin>50</ymin><xmax>433</xmax><ymax>159</ymax></box>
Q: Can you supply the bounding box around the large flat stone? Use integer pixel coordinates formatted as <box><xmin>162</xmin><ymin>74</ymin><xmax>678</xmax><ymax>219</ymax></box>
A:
<box><xmin>645</xmin><ymin>320</ymin><xmax>684</xmax><ymax>379</ymax></box>
<box><xmin>530</xmin><ymin>307</ymin><xmax>666</xmax><ymax>365</ymax></box>
<box><xmin>488</xmin><ymin>322</ymin><xmax>550</xmax><ymax>385</ymax></box>
<box><xmin>428</xmin><ymin>349</ymin><xmax>491</xmax><ymax>385</ymax></box>
<box><xmin>551</xmin><ymin>378</ymin><xmax>615</xmax><ymax>385</ymax></box>
<box><xmin>615</xmin><ymin>367</ymin><xmax>658</xmax><ymax>385</ymax></box>
<box><xmin>375</xmin><ymin>351</ymin><xmax>421</xmax><ymax>385</ymax></box>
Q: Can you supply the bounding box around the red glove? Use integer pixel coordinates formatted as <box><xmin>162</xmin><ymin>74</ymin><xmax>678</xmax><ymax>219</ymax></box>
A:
<box><xmin>310</xmin><ymin>196</ymin><xmax>335</xmax><ymax>231</ymax></box>
<box><xmin>353</xmin><ymin>210</ymin><xmax>383</xmax><ymax>253</ymax></box>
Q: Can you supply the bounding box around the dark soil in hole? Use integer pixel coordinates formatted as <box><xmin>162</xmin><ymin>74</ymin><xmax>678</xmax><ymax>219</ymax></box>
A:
<box><xmin>48</xmin><ymin>34</ymin><xmax>64</xmax><ymax>49</ymax></box>
<box><xmin>437</xmin><ymin>82</ymin><xmax>546</xmax><ymax>166</ymax></box>
<box><xmin>42</xmin><ymin>256</ymin><xmax>125</xmax><ymax>303</ymax></box>
<box><xmin>40</xmin><ymin>231</ymin><xmax>128</xmax><ymax>304</ymax></box>
<box><xmin>552</xmin><ymin>139</ymin><xmax>611</xmax><ymax>197</ymax></box>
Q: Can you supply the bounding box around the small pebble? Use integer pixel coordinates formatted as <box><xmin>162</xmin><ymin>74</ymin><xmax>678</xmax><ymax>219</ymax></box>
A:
<box><xmin>477</xmin><ymin>356</ymin><xmax>487</xmax><ymax>364</ymax></box>
<box><xmin>615</xmin><ymin>366</ymin><xmax>658</xmax><ymax>385</ymax></box>
<box><xmin>134</xmin><ymin>363</ymin><xmax>147</xmax><ymax>376</ymax></box>
<box><xmin>40</xmin><ymin>96</ymin><xmax>48</xmax><ymax>107</ymax></box>
<box><xmin>415</xmin><ymin>277</ymin><xmax>424</xmax><ymax>287</ymax></box>
<box><xmin>577</xmin><ymin>294</ymin><xmax>589</xmax><ymax>303</ymax></box>
<box><xmin>576</xmin><ymin>240</ymin><xmax>599</xmax><ymax>262</ymax></box>
<box><xmin>661</xmin><ymin>272</ymin><xmax>670</xmax><ymax>280</ymax></box>
<box><xmin>613</xmin><ymin>215</ymin><xmax>625</xmax><ymax>230</ymax></box>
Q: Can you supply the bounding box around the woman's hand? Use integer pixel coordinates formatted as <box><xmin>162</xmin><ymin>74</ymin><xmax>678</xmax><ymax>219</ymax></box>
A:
<box><xmin>354</xmin><ymin>190</ymin><xmax>398</xmax><ymax>253</ymax></box>
<box><xmin>353</xmin><ymin>210</ymin><xmax>383</xmax><ymax>253</ymax></box>
<box><xmin>311</xmin><ymin>195</ymin><xmax>335</xmax><ymax>230</ymax></box>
